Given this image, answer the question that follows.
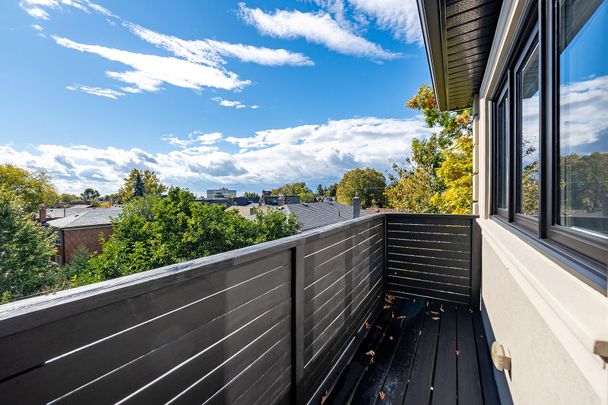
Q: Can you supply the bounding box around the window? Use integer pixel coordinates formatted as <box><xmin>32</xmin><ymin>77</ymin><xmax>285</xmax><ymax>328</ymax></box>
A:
<box><xmin>55</xmin><ymin>230</ymin><xmax>62</xmax><ymax>246</ymax></box>
<box><xmin>557</xmin><ymin>0</ymin><xmax>608</xmax><ymax>240</ymax></box>
<box><xmin>491</xmin><ymin>0</ymin><xmax>607</xmax><ymax>290</ymax></box>
<box><xmin>495</xmin><ymin>88</ymin><xmax>509</xmax><ymax>213</ymax></box>
<box><xmin>516</xmin><ymin>41</ymin><xmax>540</xmax><ymax>218</ymax></box>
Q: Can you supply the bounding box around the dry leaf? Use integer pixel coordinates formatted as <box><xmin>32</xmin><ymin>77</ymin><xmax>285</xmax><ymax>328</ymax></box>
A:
<box><xmin>383</xmin><ymin>304</ymin><xmax>391</xmax><ymax>309</ymax></box>
<box><xmin>321</xmin><ymin>390</ymin><xmax>329</xmax><ymax>404</ymax></box>
<box><xmin>430</xmin><ymin>311</ymin><xmax>440</xmax><ymax>315</ymax></box>
<box><xmin>364</xmin><ymin>320</ymin><xmax>371</xmax><ymax>330</ymax></box>
<box><xmin>378</xmin><ymin>391</ymin><xmax>386</xmax><ymax>400</ymax></box>
<box><xmin>455</xmin><ymin>350</ymin><xmax>461</xmax><ymax>356</ymax></box>
<box><xmin>396</xmin><ymin>315</ymin><xmax>406</xmax><ymax>320</ymax></box>
<box><xmin>439</xmin><ymin>305</ymin><xmax>444</xmax><ymax>313</ymax></box>
<box><xmin>376</xmin><ymin>325</ymin><xmax>383</xmax><ymax>331</ymax></box>
<box><xmin>388</xmin><ymin>336</ymin><xmax>394</xmax><ymax>341</ymax></box>
<box><xmin>365</xmin><ymin>350</ymin><xmax>376</xmax><ymax>357</ymax></box>
<box><xmin>370</xmin><ymin>357</ymin><xmax>375</xmax><ymax>364</ymax></box>
<box><xmin>432</xmin><ymin>316</ymin><xmax>440</xmax><ymax>321</ymax></box>
<box><xmin>385</xmin><ymin>295</ymin><xmax>395</xmax><ymax>304</ymax></box>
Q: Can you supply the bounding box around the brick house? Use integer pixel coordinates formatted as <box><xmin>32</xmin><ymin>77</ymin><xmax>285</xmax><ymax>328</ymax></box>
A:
<box><xmin>46</xmin><ymin>208</ymin><xmax>122</xmax><ymax>264</ymax></box>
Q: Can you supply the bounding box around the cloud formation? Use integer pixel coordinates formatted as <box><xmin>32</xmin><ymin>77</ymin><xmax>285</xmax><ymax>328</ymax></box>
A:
<box><xmin>0</xmin><ymin>116</ymin><xmax>431</xmax><ymax>194</ymax></box>
<box><xmin>53</xmin><ymin>36</ymin><xmax>250</xmax><ymax>93</ymax></box>
<box><xmin>126</xmin><ymin>23</ymin><xmax>314</xmax><ymax>67</ymax></box>
<box><xmin>212</xmin><ymin>97</ymin><xmax>259</xmax><ymax>109</ymax></box>
<box><xmin>19</xmin><ymin>0</ymin><xmax>116</xmax><ymax>19</ymax></box>
<box><xmin>238</xmin><ymin>3</ymin><xmax>401</xmax><ymax>60</ymax></box>
<box><xmin>66</xmin><ymin>84</ymin><xmax>124</xmax><ymax>99</ymax></box>
<box><xmin>348</xmin><ymin>0</ymin><xmax>422</xmax><ymax>45</ymax></box>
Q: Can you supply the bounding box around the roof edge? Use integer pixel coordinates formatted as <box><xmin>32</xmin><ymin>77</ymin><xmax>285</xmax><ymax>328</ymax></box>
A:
<box><xmin>417</xmin><ymin>0</ymin><xmax>448</xmax><ymax>111</ymax></box>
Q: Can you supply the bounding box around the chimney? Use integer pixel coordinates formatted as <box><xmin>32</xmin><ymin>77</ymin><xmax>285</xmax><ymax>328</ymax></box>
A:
<box><xmin>352</xmin><ymin>196</ymin><xmax>361</xmax><ymax>218</ymax></box>
<box><xmin>39</xmin><ymin>204</ymin><xmax>47</xmax><ymax>223</ymax></box>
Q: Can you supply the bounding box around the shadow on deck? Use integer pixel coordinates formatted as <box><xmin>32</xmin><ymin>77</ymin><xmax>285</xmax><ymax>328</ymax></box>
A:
<box><xmin>326</xmin><ymin>297</ymin><xmax>501</xmax><ymax>405</ymax></box>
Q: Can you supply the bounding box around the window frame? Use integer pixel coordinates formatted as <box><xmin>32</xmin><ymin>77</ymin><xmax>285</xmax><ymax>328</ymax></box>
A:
<box><xmin>492</xmin><ymin>82</ymin><xmax>510</xmax><ymax>220</ymax></box>
<box><xmin>490</xmin><ymin>0</ymin><xmax>607</xmax><ymax>292</ymax></box>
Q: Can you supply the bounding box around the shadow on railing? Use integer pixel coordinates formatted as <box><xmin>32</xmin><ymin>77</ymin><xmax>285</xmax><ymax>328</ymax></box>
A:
<box><xmin>0</xmin><ymin>213</ymin><xmax>479</xmax><ymax>405</ymax></box>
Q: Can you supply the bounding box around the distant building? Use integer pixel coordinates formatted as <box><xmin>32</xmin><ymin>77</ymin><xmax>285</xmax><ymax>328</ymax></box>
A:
<box><xmin>206</xmin><ymin>187</ymin><xmax>236</xmax><ymax>198</ymax></box>
<box><xmin>263</xmin><ymin>195</ymin><xmax>301</xmax><ymax>206</ymax></box>
<box><xmin>45</xmin><ymin>207</ymin><xmax>123</xmax><ymax>264</ymax></box>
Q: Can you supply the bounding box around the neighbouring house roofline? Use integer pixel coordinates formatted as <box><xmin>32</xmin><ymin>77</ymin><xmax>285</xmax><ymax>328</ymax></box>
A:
<box><xmin>417</xmin><ymin>0</ymin><xmax>503</xmax><ymax>111</ymax></box>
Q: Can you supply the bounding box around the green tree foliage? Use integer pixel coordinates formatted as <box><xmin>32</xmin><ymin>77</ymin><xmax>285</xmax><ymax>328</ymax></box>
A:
<box><xmin>336</xmin><ymin>168</ymin><xmax>387</xmax><ymax>208</ymax></box>
<box><xmin>316</xmin><ymin>184</ymin><xmax>325</xmax><ymax>196</ymax></box>
<box><xmin>326</xmin><ymin>183</ymin><xmax>338</xmax><ymax>197</ymax></box>
<box><xmin>75</xmin><ymin>187</ymin><xmax>300</xmax><ymax>284</ymax></box>
<box><xmin>61</xmin><ymin>245</ymin><xmax>91</xmax><ymax>279</ymax></box>
<box><xmin>58</xmin><ymin>193</ymin><xmax>80</xmax><ymax>203</ymax></box>
<box><xmin>0</xmin><ymin>164</ymin><xmax>59</xmax><ymax>213</ymax></box>
<box><xmin>243</xmin><ymin>192</ymin><xmax>260</xmax><ymax>199</ymax></box>
<box><xmin>81</xmin><ymin>188</ymin><xmax>100</xmax><ymax>201</ymax></box>
<box><xmin>0</xmin><ymin>190</ymin><xmax>63</xmax><ymax>303</ymax></box>
<box><xmin>387</xmin><ymin>85</ymin><xmax>473</xmax><ymax>214</ymax></box>
<box><xmin>118</xmin><ymin>169</ymin><xmax>167</xmax><ymax>203</ymax></box>
<box><xmin>272</xmin><ymin>182</ymin><xmax>315</xmax><ymax>203</ymax></box>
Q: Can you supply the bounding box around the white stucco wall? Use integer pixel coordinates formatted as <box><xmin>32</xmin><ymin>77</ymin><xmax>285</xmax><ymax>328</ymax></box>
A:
<box><xmin>474</xmin><ymin>0</ymin><xmax>608</xmax><ymax>403</ymax></box>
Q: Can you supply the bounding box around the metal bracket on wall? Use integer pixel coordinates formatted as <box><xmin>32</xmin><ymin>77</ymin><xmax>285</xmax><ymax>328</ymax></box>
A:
<box><xmin>594</xmin><ymin>340</ymin><xmax>608</xmax><ymax>366</ymax></box>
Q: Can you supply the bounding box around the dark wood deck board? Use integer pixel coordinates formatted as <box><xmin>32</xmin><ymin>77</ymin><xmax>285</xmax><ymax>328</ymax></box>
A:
<box><xmin>327</xmin><ymin>297</ymin><xmax>500</xmax><ymax>405</ymax></box>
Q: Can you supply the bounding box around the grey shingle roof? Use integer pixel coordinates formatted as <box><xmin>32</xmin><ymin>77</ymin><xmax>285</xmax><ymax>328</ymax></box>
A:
<box><xmin>282</xmin><ymin>202</ymin><xmax>364</xmax><ymax>231</ymax></box>
<box><xmin>46</xmin><ymin>208</ymin><xmax>123</xmax><ymax>229</ymax></box>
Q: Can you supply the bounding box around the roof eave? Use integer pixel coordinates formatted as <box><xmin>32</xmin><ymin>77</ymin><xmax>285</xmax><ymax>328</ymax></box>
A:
<box><xmin>417</xmin><ymin>0</ymin><xmax>449</xmax><ymax>111</ymax></box>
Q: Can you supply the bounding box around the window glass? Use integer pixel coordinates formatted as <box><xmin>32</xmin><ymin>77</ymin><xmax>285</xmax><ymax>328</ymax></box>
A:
<box><xmin>559</xmin><ymin>0</ymin><xmax>608</xmax><ymax>238</ymax></box>
<box><xmin>517</xmin><ymin>43</ymin><xmax>540</xmax><ymax>217</ymax></box>
<box><xmin>496</xmin><ymin>95</ymin><xmax>509</xmax><ymax>210</ymax></box>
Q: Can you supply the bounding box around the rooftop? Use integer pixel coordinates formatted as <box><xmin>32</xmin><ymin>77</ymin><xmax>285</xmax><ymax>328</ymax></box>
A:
<box><xmin>281</xmin><ymin>201</ymin><xmax>363</xmax><ymax>231</ymax></box>
<box><xmin>46</xmin><ymin>207</ymin><xmax>123</xmax><ymax>229</ymax></box>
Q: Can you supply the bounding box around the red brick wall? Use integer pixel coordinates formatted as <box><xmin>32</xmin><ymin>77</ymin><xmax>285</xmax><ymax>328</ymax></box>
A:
<box><xmin>63</xmin><ymin>226</ymin><xmax>113</xmax><ymax>263</ymax></box>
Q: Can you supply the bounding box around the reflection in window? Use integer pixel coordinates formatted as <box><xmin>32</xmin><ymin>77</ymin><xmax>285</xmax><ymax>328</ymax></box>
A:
<box><xmin>559</xmin><ymin>0</ymin><xmax>608</xmax><ymax>237</ymax></box>
<box><xmin>497</xmin><ymin>95</ymin><xmax>509</xmax><ymax>210</ymax></box>
<box><xmin>518</xmin><ymin>43</ymin><xmax>540</xmax><ymax>217</ymax></box>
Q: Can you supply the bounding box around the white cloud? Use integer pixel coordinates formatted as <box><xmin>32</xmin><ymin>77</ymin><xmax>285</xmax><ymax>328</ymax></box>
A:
<box><xmin>162</xmin><ymin>131</ymin><xmax>224</xmax><ymax>148</ymax></box>
<box><xmin>348</xmin><ymin>0</ymin><xmax>422</xmax><ymax>45</ymax></box>
<box><xmin>66</xmin><ymin>84</ymin><xmax>124</xmax><ymax>99</ymax></box>
<box><xmin>53</xmin><ymin>36</ymin><xmax>250</xmax><ymax>93</ymax></box>
<box><xmin>212</xmin><ymin>97</ymin><xmax>259</xmax><ymax>109</ymax></box>
<box><xmin>0</xmin><ymin>116</ymin><xmax>430</xmax><ymax>194</ymax></box>
<box><xmin>19</xmin><ymin>0</ymin><xmax>118</xmax><ymax>19</ymax></box>
<box><xmin>126</xmin><ymin>23</ymin><xmax>314</xmax><ymax>67</ymax></box>
<box><xmin>238</xmin><ymin>3</ymin><xmax>401</xmax><ymax>60</ymax></box>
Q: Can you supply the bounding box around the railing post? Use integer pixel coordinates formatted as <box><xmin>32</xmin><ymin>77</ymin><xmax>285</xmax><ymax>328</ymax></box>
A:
<box><xmin>383</xmin><ymin>214</ymin><xmax>388</xmax><ymax>298</ymax></box>
<box><xmin>291</xmin><ymin>242</ymin><xmax>305</xmax><ymax>405</ymax></box>
<box><xmin>470</xmin><ymin>218</ymin><xmax>482</xmax><ymax>310</ymax></box>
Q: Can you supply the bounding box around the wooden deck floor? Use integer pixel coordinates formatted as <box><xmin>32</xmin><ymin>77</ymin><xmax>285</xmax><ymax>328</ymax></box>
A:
<box><xmin>326</xmin><ymin>297</ymin><xmax>501</xmax><ymax>405</ymax></box>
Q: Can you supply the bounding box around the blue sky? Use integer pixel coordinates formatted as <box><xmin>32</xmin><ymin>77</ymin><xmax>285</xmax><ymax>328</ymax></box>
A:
<box><xmin>0</xmin><ymin>0</ymin><xmax>436</xmax><ymax>195</ymax></box>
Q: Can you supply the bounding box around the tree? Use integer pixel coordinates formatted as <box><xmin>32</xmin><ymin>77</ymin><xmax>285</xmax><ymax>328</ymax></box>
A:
<box><xmin>76</xmin><ymin>187</ymin><xmax>300</xmax><ymax>284</ymax></box>
<box><xmin>58</xmin><ymin>193</ymin><xmax>80</xmax><ymax>203</ymax></box>
<box><xmin>336</xmin><ymin>168</ymin><xmax>387</xmax><ymax>208</ymax></box>
<box><xmin>81</xmin><ymin>188</ymin><xmax>100</xmax><ymax>201</ymax></box>
<box><xmin>387</xmin><ymin>85</ymin><xmax>473</xmax><ymax>214</ymax></box>
<box><xmin>243</xmin><ymin>192</ymin><xmax>260</xmax><ymax>199</ymax></box>
<box><xmin>272</xmin><ymin>182</ymin><xmax>315</xmax><ymax>203</ymax></box>
<box><xmin>0</xmin><ymin>164</ymin><xmax>59</xmax><ymax>213</ymax></box>
<box><xmin>133</xmin><ymin>172</ymin><xmax>145</xmax><ymax>198</ymax></box>
<box><xmin>118</xmin><ymin>169</ymin><xmax>167</xmax><ymax>203</ymax></box>
<box><xmin>326</xmin><ymin>183</ymin><xmax>338</xmax><ymax>197</ymax></box>
<box><xmin>316</xmin><ymin>184</ymin><xmax>325</xmax><ymax>196</ymax></box>
<box><xmin>0</xmin><ymin>190</ymin><xmax>64</xmax><ymax>303</ymax></box>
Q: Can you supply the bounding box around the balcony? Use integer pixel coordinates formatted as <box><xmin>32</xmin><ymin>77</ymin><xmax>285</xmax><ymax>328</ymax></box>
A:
<box><xmin>0</xmin><ymin>213</ymin><xmax>501</xmax><ymax>404</ymax></box>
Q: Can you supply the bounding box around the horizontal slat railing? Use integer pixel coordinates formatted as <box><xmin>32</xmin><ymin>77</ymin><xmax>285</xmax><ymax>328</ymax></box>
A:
<box><xmin>385</xmin><ymin>213</ymin><xmax>481</xmax><ymax>306</ymax></box>
<box><xmin>0</xmin><ymin>214</ymin><xmax>386</xmax><ymax>405</ymax></box>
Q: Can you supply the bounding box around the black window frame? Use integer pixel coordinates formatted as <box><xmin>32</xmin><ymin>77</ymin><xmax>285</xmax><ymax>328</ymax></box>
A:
<box><xmin>492</xmin><ymin>82</ymin><xmax>510</xmax><ymax>219</ymax></box>
<box><xmin>490</xmin><ymin>0</ymin><xmax>607</xmax><ymax>293</ymax></box>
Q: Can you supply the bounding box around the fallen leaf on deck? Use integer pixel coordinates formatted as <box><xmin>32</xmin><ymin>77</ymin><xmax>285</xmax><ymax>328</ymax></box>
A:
<box><xmin>432</xmin><ymin>316</ymin><xmax>440</xmax><ymax>320</ymax></box>
<box><xmin>321</xmin><ymin>390</ymin><xmax>329</xmax><ymax>404</ymax></box>
<box><xmin>365</xmin><ymin>350</ymin><xmax>376</xmax><ymax>357</ymax></box>
<box><xmin>430</xmin><ymin>311</ymin><xmax>440</xmax><ymax>315</ymax></box>
<box><xmin>364</xmin><ymin>321</ymin><xmax>371</xmax><ymax>330</ymax></box>
<box><xmin>456</xmin><ymin>350</ymin><xmax>461</xmax><ymax>356</ymax></box>
<box><xmin>378</xmin><ymin>391</ymin><xmax>386</xmax><ymax>400</ymax></box>
<box><xmin>383</xmin><ymin>304</ymin><xmax>391</xmax><ymax>309</ymax></box>
<box><xmin>396</xmin><ymin>315</ymin><xmax>406</xmax><ymax>320</ymax></box>
<box><xmin>385</xmin><ymin>295</ymin><xmax>395</xmax><ymax>304</ymax></box>
<box><xmin>389</xmin><ymin>336</ymin><xmax>394</xmax><ymax>341</ymax></box>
